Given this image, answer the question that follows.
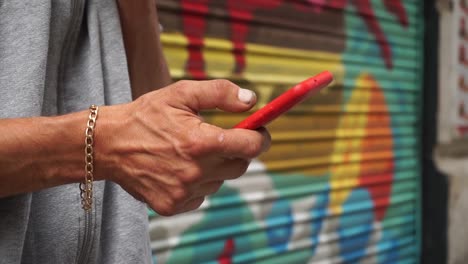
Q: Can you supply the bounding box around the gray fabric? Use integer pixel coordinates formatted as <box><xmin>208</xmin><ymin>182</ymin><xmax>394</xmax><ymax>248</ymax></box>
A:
<box><xmin>0</xmin><ymin>1</ymin><xmax>151</xmax><ymax>263</ymax></box>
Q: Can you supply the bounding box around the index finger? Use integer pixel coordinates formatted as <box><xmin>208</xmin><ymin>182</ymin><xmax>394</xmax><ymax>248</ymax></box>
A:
<box><xmin>200</xmin><ymin>124</ymin><xmax>271</xmax><ymax>159</ymax></box>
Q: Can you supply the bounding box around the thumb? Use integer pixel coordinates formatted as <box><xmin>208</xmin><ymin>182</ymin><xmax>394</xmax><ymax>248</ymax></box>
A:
<box><xmin>170</xmin><ymin>79</ymin><xmax>257</xmax><ymax>112</ymax></box>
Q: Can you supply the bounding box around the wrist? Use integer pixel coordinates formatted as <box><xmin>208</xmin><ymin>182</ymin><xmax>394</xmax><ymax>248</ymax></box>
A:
<box><xmin>92</xmin><ymin>103</ymin><xmax>134</xmax><ymax>182</ymax></box>
<box><xmin>43</xmin><ymin>111</ymin><xmax>91</xmax><ymax>185</ymax></box>
<box><xmin>0</xmin><ymin>104</ymin><xmax>132</xmax><ymax>197</ymax></box>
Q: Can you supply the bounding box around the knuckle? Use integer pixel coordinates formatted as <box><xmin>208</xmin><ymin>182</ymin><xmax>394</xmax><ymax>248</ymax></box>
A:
<box><xmin>185</xmin><ymin>133</ymin><xmax>205</xmax><ymax>156</ymax></box>
<box><xmin>182</xmin><ymin>131</ymin><xmax>213</xmax><ymax>157</ymax></box>
<box><xmin>180</xmin><ymin>165</ymin><xmax>203</xmax><ymax>184</ymax></box>
<box><xmin>171</xmin><ymin>132</ymin><xmax>205</xmax><ymax>158</ymax></box>
<box><xmin>172</xmin><ymin>138</ymin><xmax>192</xmax><ymax>156</ymax></box>
<box><xmin>212</xmin><ymin>79</ymin><xmax>234</xmax><ymax>89</ymax></box>
<box><xmin>171</xmin><ymin>80</ymin><xmax>191</xmax><ymax>97</ymax></box>
<box><xmin>212</xmin><ymin>79</ymin><xmax>235</xmax><ymax>98</ymax></box>
<box><xmin>170</xmin><ymin>187</ymin><xmax>190</xmax><ymax>202</ymax></box>
<box><xmin>154</xmin><ymin>201</ymin><xmax>177</xmax><ymax>217</ymax></box>
<box><xmin>174</xmin><ymin>80</ymin><xmax>191</xmax><ymax>88</ymax></box>
<box><xmin>158</xmin><ymin>209</ymin><xmax>175</xmax><ymax>217</ymax></box>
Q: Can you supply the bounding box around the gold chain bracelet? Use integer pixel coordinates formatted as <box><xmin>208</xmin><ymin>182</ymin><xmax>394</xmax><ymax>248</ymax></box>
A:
<box><xmin>80</xmin><ymin>105</ymin><xmax>99</xmax><ymax>211</ymax></box>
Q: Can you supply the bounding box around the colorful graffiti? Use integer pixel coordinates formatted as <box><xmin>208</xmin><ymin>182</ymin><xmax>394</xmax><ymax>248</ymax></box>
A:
<box><xmin>152</xmin><ymin>0</ymin><xmax>420</xmax><ymax>263</ymax></box>
<box><xmin>329</xmin><ymin>73</ymin><xmax>394</xmax><ymax>222</ymax></box>
<box><xmin>178</xmin><ymin>0</ymin><xmax>408</xmax><ymax>79</ymax></box>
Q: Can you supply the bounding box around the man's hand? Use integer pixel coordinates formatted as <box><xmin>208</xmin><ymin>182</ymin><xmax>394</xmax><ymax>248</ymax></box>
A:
<box><xmin>96</xmin><ymin>79</ymin><xmax>271</xmax><ymax>216</ymax></box>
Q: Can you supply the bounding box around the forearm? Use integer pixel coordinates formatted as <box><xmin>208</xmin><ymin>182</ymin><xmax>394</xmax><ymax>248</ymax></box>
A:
<box><xmin>0</xmin><ymin>109</ymin><xmax>103</xmax><ymax>197</ymax></box>
<box><xmin>117</xmin><ymin>0</ymin><xmax>172</xmax><ymax>100</ymax></box>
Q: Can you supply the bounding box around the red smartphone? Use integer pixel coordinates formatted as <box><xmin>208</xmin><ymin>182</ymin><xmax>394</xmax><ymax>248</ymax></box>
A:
<box><xmin>234</xmin><ymin>71</ymin><xmax>334</xmax><ymax>129</ymax></box>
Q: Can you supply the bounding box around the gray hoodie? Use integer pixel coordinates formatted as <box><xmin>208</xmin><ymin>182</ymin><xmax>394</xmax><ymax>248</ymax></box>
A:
<box><xmin>0</xmin><ymin>1</ymin><xmax>151</xmax><ymax>263</ymax></box>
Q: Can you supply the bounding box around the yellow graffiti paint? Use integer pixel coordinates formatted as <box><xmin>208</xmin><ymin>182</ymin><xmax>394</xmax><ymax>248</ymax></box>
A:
<box><xmin>329</xmin><ymin>73</ymin><xmax>373</xmax><ymax>215</ymax></box>
<box><xmin>253</xmin><ymin>84</ymin><xmax>276</xmax><ymax>108</ymax></box>
<box><xmin>161</xmin><ymin>32</ymin><xmax>344</xmax><ymax>85</ymax></box>
<box><xmin>203</xmin><ymin>38</ymin><xmax>236</xmax><ymax>78</ymax></box>
<box><xmin>160</xmin><ymin>33</ymin><xmax>189</xmax><ymax>78</ymax></box>
<box><xmin>244</xmin><ymin>43</ymin><xmax>344</xmax><ymax>85</ymax></box>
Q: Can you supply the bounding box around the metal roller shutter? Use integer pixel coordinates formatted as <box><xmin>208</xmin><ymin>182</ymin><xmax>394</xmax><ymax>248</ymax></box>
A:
<box><xmin>150</xmin><ymin>1</ymin><xmax>423</xmax><ymax>263</ymax></box>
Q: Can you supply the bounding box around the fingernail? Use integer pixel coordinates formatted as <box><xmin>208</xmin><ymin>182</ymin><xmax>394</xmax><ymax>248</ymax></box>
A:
<box><xmin>238</xmin><ymin>88</ymin><xmax>255</xmax><ymax>104</ymax></box>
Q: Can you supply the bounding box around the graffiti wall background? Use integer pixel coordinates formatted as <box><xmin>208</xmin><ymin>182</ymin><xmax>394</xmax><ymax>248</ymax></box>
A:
<box><xmin>151</xmin><ymin>0</ymin><xmax>423</xmax><ymax>263</ymax></box>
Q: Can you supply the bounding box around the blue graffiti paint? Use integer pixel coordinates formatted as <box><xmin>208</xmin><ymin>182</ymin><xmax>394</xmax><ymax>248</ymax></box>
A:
<box><xmin>310</xmin><ymin>189</ymin><xmax>329</xmax><ymax>255</ymax></box>
<box><xmin>338</xmin><ymin>188</ymin><xmax>374</xmax><ymax>262</ymax></box>
<box><xmin>265</xmin><ymin>198</ymin><xmax>293</xmax><ymax>252</ymax></box>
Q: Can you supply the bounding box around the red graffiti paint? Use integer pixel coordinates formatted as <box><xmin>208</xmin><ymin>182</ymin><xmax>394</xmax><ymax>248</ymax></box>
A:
<box><xmin>355</xmin><ymin>0</ymin><xmax>393</xmax><ymax>69</ymax></box>
<box><xmin>329</xmin><ymin>0</ymin><xmax>408</xmax><ymax>69</ymax></box>
<box><xmin>359</xmin><ymin>172</ymin><xmax>392</xmax><ymax>220</ymax></box>
<box><xmin>218</xmin><ymin>239</ymin><xmax>235</xmax><ymax>264</ymax></box>
<box><xmin>227</xmin><ymin>0</ymin><xmax>283</xmax><ymax>73</ymax></box>
<box><xmin>357</xmin><ymin>74</ymin><xmax>394</xmax><ymax>221</ymax></box>
<box><xmin>180</xmin><ymin>0</ymin><xmax>408</xmax><ymax>76</ymax></box>
<box><xmin>383</xmin><ymin>0</ymin><xmax>409</xmax><ymax>27</ymax></box>
<box><xmin>181</xmin><ymin>0</ymin><xmax>210</xmax><ymax>79</ymax></box>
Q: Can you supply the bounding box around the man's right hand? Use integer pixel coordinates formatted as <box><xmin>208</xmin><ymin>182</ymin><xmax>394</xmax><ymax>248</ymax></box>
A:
<box><xmin>96</xmin><ymin>79</ymin><xmax>271</xmax><ymax>216</ymax></box>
